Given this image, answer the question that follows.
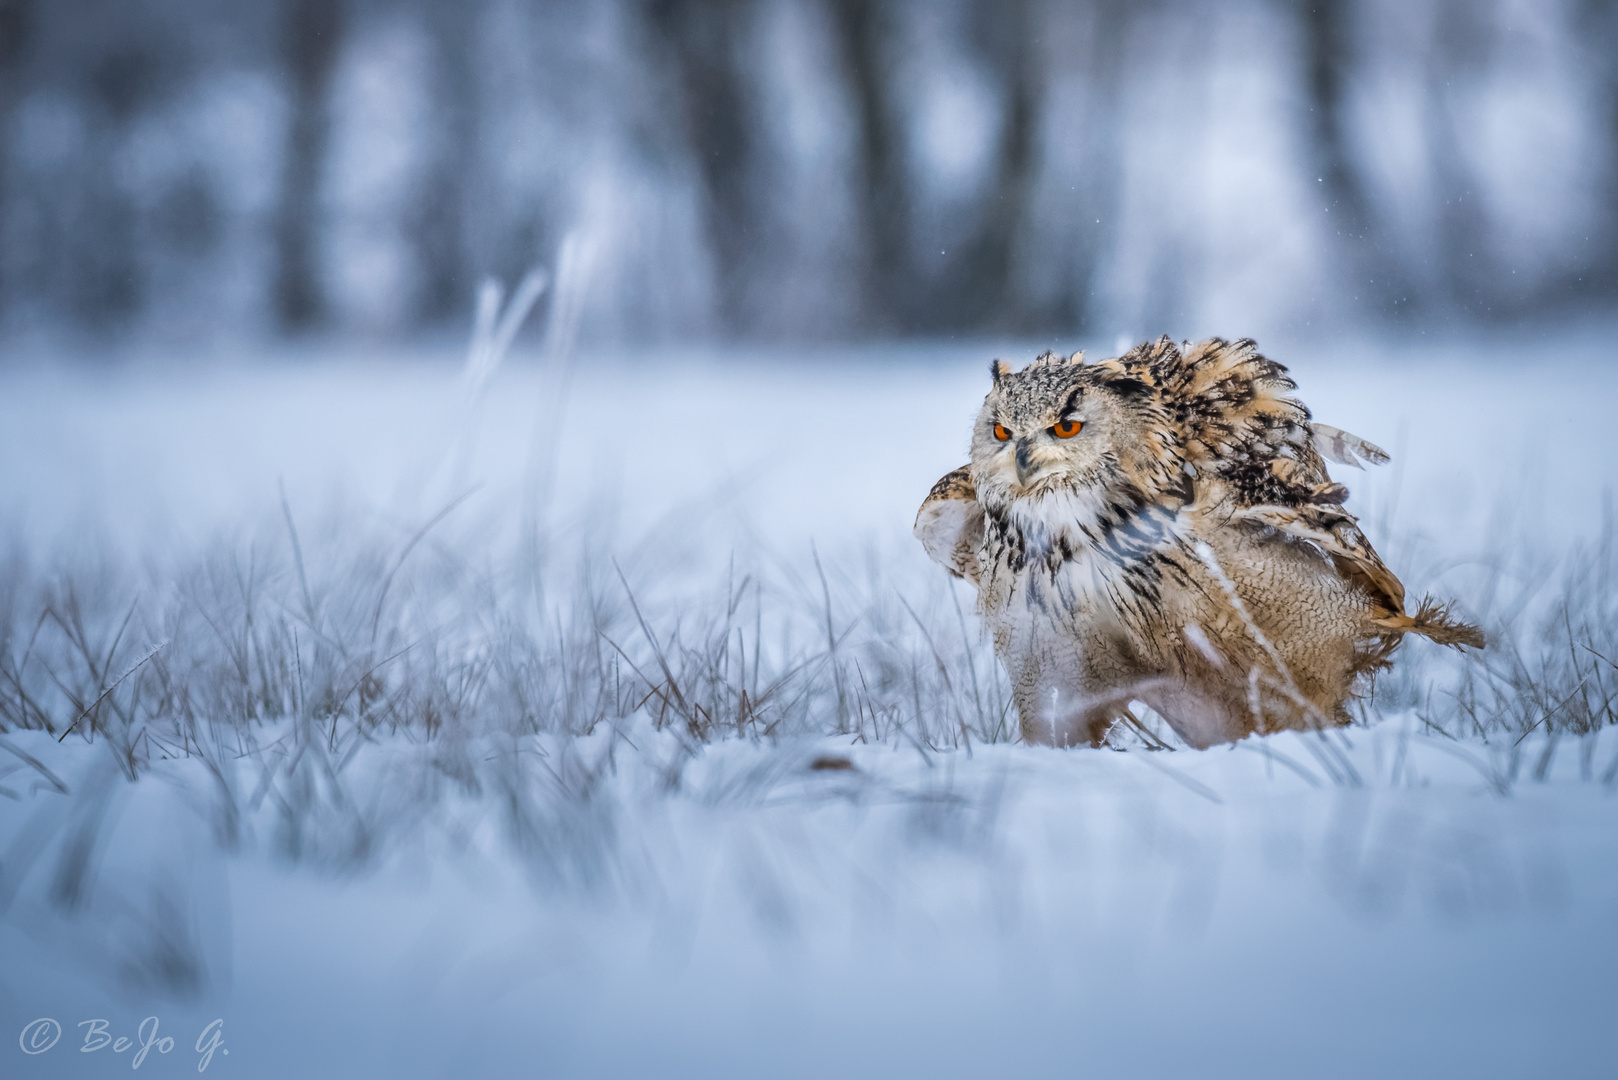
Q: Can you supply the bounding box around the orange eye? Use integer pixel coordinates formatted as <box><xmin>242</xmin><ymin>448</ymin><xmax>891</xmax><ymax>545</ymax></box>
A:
<box><xmin>992</xmin><ymin>422</ymin><xmax>1012</xmax><ymax>442</ymax></box>
<box><xmin>1051</xmin><ymin>419</ymin><xmax>1083</xmax><ymax>439</ymax></box>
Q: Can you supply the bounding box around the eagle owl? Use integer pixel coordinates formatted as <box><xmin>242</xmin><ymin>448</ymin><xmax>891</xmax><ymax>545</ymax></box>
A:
<box><xmin>914</xmin><ymin>337</ymin><xmax>1483</xmax><ymax>749</ymax></box>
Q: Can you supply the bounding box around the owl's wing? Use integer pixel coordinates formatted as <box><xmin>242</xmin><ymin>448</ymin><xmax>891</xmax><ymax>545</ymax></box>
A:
<box><xmin>914</xmin><ymin>466</ymin><xmax>983</xmax><ymax>584</ymax></box>
<box><xmin>1092</xmin><ymin>337</ymin><xmax>1339</xmax><ymax>509</ymax></box>
<box><xmin>1311</xmin><ymin>424</ymin><xmax>1389</xmax><ymax>470</ymax></box>
<box><xmin>1114</xmin><ymin>338</ymin><xmax>1478</xmax><ymax>641</ymax></box>
<box><xmin>1098</xmin><ymin>337</ymin><xmax>1404</xmax><ymax>512</ymax></box>
<box><xmin>1228</xmin><ymin>502</ymin><xmax>1484</xmax><ymax>648</ymax></box>
<box><xmin>1227</xmin><ymin>502</ymin><xmax>1407</xmax><ymax>616</ymax></box>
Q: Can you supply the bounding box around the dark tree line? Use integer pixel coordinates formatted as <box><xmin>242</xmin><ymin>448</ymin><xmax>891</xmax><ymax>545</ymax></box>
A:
<box><xmin>0</xmin><ymin>0</ymin><xmax>1613</xmax><ymax>345</ymax></box>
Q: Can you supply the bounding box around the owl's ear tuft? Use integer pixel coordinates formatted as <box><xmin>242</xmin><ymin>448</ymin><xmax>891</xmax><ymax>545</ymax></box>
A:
<box><xmin>990</xmin><ymin>359</ymin><xmax>1012</xmax><ymax>385</ymax></box>
<box><xmin>1102</xmin><ymin>374</ymin><xmax>1152</xmax><ymax>400</ymax></box>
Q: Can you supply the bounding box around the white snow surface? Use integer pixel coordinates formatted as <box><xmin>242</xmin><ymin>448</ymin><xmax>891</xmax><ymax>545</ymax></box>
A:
<box><xmin>1</xmin><ymin>333</ymin><xmax>1616</xmax><ymax>1078</ymax></box>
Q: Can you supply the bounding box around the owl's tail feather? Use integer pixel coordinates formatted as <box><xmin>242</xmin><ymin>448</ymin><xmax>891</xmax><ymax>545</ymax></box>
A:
<box><xmin>1371</xmin><ymin>598</ymin><xmax>1486</xmax><ymax>649</ymax></box>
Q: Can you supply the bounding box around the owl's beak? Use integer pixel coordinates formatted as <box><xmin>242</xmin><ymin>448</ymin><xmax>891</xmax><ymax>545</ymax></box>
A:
<box><xmin>1014</xmin><ymin>438</ymin><xmax>1042</xmax><ymax>488</ymax></box>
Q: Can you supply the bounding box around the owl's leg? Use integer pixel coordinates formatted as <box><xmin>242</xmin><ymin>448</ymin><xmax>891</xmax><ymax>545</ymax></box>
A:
<box><xmin>1084</xmin><ymin>704</ymin><xmax>1142</xmax><ymax>749</ymax></box>
<box><xmin>1141</xmin><ymin>678</ymin><xmax>1250</xmax><ymax>750</ymax></box>
<box><xmin>1015</xmin><ymin>680</ymin><xmax>1134</xmax><ymax>748</ymax></box>
<box><xmin>1098</xmin><ymin>705</ymin><xmax>1178</xmax><ymax>750</ymax></box>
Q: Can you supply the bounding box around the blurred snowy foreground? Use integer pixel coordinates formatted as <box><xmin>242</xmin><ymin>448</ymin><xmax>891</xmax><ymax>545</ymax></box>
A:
<box><xmin>1</xmin><ymin>333</ymin><xmax>1616</xmax><ymax>1078</ymax></box>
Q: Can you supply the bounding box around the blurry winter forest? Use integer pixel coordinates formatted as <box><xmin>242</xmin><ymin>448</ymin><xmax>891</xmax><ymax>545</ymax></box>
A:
<box><xmin>6</xmin><ymin>6</ymin><xmax>1618</xmax><ymax>1074</ymax></box>
<box><xmin>2</xmin><ymin>0</ymin><xmax>1616</xmax><ymax>347</ymax></box>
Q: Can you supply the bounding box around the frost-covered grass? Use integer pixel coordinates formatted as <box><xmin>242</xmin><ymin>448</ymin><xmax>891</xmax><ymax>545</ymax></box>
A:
<box><xmin>1</xmin><ymin>479</ymin><xmax>1613</xmax><ymax>843</ymax></box>
<box><xmin>0</xmin><ymin>508</ymin><xmax>1019</xmax><ymax>871</ymax></box>
<box><xmin>2</xmin><ymin>333</ymin><xmax>1616</xmax><ymax>1078</ymax></box>
<box><xmin>1</xmin><ymin>491</ymin><xmax>1615</xmax><ymax>842</ymax></box>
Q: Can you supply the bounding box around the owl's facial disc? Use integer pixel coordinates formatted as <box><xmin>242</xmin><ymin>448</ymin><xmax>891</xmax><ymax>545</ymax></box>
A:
<box><xmin>983</xmin><ymin>395</ymin><xmax>1095</xmax><ymax>495</ymax></box>
<box><xmin>971</xmin><ymin>355</ymin><xmax>1147</xmax><ymax>508</ymax></box>
<box><xmin>1011</xmin><ymin>422</ymin><xmax>1085</xmax><ymax>490</ymax></box>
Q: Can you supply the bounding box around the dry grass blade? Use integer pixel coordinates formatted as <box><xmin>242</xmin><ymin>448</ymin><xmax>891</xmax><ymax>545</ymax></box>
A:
<box><xmin>57</xmin><ymin>638</ymin><xmax>169</xmax><ymax>743</ymax></box>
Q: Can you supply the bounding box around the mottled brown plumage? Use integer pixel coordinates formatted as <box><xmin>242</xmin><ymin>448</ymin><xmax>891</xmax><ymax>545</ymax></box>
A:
<box><xmin>914</xmin><ymin>337</ymin><xmax>1482</xmax><ymax>749</ymax></box>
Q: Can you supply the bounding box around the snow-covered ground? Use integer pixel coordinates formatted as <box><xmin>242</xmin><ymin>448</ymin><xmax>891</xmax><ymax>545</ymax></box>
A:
<box><xmin>2</xmin><ymin>333</ymin><xmax>1615</xmax><ymax>1078</ymax></box>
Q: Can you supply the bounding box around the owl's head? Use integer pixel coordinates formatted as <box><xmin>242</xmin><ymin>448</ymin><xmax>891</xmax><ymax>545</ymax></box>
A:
<box><xmin>969</xmin><ymin>351</ymin><xmax>1163</xmax><ymax>511</ymax></box>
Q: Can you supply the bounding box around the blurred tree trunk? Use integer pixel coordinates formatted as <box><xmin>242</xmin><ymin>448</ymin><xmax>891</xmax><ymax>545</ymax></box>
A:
<box><xmin>79</xmin><ymin>41</ymin><xmax>164</xmax><ymax>326</ymax></box>
<box><xmin>415</xmin><ymin>0</ymin><xmax>476</xmax><ymax>327</ymax></box>
<box><xmin>1422</xmin><ymin>0</ymin><xmax>1493</xmax><ymax>316</ymax></box>
<box><xmin>648</xmin><ymin>0</ymin><xmax>765</xmax><ymax>335</ymax></box>
<box><xmin>0</xmin><ymin>0</ymin><xmax>30</xmax><ymax>325</ymax></box>
<box><xmin>1072</xmin><ymin>0</ymin><xmax>1130</xmax><ymax>335</ymax></box>
<box><xmin>275</xmin><ymin>0</ymin><xmax>343</xmax><ymax>332</ymax></box>
<box><xmin>1576</xmin><ymin>0</ymin><xmax>1618</xmax><ymax>304</ymax></box>
<box><xmin>1301</xmin><ymin>0</ymin><xmax>1414</xmax><ymax>318</ymax></box>
<box><xmin>824</xmin><ymin>0</ymin><xmax>908</xmax><ymax>332</ymax></box>
<box><xmin>939</xmin><ymin>0</ymin><xmax>1040</xmax><ymax>332</ymax></box>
